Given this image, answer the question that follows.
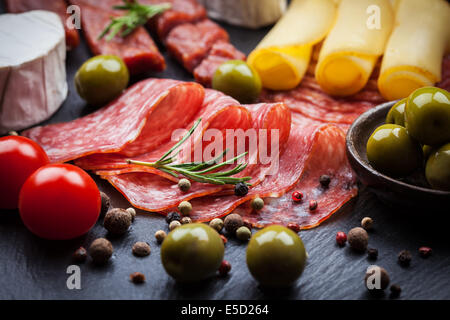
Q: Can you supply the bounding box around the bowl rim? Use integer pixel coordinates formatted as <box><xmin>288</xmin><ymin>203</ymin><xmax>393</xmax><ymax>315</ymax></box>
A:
<box><xmin>346</xmin><ymin>100</ymin><xmax>450</xmax><ymax>196</ymax></box>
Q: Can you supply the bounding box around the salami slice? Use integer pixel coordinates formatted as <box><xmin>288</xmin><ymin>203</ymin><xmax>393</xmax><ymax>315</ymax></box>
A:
<box><xmin>69</xmin><ymin>0</ymin><xmax>166</xmax><ymax>74</ymax></box>
<box><xmin>194</xmin><ymin>41</ymin><xmax>246</xmax><ymax>87</ymax></box>
<box><xmin>99</xmin><ymin>102</ymin><xmax>291</xmax><ymax>212</ymax></box>
<box><xmin>166</xmin><ymin>19</ymin><xmax>229</xmax><ymax>72</ymax></box>
<box><xmin>6</xmin><ymin>0</ymin><xmax>80</xmax><ymax>49</ymax></box>
<box><xmin>23</xmin><ymin>79</ymin><xmax>204</xmax><ymax>163</ymax></box>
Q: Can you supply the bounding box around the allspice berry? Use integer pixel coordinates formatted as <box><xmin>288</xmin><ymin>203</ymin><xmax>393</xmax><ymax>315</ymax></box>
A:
<box><xmin>224</xmin><ymin>214</ymin><xmax>243</xmax><ymax>234</ymax></box>
<box><xmin>132</xmin><ymin>242</ymin><xmax>151</xmax><ymax>257</ymax></box>
<box><xmin>178</xmin><ymin>201</ymin><xmax>192</xmax><ymax>216</ymax></box>
<box><xmin>178</xmin><ymin>178</ymin><xmax>191</xmax><ymax>192</ymax></box>
<box><xmin>348</xmin><ymin>227</ymin><xmax>369</xmax><ymax>252</ymax></box>
<box><xmin>236</xmin><ymin>226</ymin><xmax>251</xmax><ymax>241</ymax></box>
<box><xmin>100</xmin><ymin>192</ymin><xmax>111</xmax><ymax>217</ymax></box>
<box><xmin>361</xmin><ymin>217</ymin><xmax>373</xmax><ymax>230</ymax></box>
<box><xmin>364</xmin><ymin>266</ymin><xmax>390</xmax><ymax>291</ymax></box>
<box><xmin>169</xmin><ymin>220</ymin><xmax>181</xmax><ymax>231</ymax></box>
<box><xmin>126</xmin><ymin>207</ymin><xmax>137</xmax><ymax>222</ymax></box>
<box><xmin>103</xmin><ymin>208</ymin><xmax>132</xmax><ymax>235</ymax></box>
<box><xmin>209</xmin><ymin>218</ymin><xmax>224</xmax><ymax>232</ymax></box>
<box><xmin>89</xmin><ymin>238</ymin><xmax>113</xmax><ymax>264</ymax></box>
<box><xmin>251</xmin><ymin>197</ymin><xmax>264</xmax><ymax>211</ymax></box>
<box><xmin>155</xmin><ymin>230</ymin><xmax>167</xmax><ymax>243</ymax></box>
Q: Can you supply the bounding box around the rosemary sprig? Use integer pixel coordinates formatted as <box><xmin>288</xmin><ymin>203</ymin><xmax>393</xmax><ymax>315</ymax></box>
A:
<box><xmin>127</xmin><ymin>119</ymin><xmax>252</xmax><ymax>186</ymax></box>
<box><xmin>99</xmin><ymin>0</ymin><xmax>171</xmax><ymax>41</ymax></box>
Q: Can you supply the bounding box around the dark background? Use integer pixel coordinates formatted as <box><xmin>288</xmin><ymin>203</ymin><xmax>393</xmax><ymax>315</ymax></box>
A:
<box><xmin>1</xmin><ymin>2</ymin><xmax>449</xmax><ymax>300</ymax></box>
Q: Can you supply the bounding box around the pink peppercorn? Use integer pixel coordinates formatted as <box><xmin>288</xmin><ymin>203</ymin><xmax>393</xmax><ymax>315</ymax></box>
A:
<box><xmin>292</xmin><ymin>191</ymin><xmax>303</xmax><ymax>202</ymax></box>
<box><xmin>220</xmin><ymin>235</ymin><xmax>228</xmax><ymax>245</ymax></box>
<box><xmin>419</xmin><ymin>246</ymin><xmax>432</xmax><ymax>258</ymax></box>
<box><xmin>218</xmin><ymin>260</ymin><xmax>231</xmax><ymax>276</ymax></box>
<box><xmin>336</xmin><ymin>231</ymin><xmax>347</xmax><ymax>246</ymax></box>
<box><xmin>287</xmin><ymin>222</ymin><xmax>301</xmax><ymax>233</ymax></box>
<box><xmin>309</xmin><ymin>200</ymin><xmax>318</xmax><ymax>211</ymax></box>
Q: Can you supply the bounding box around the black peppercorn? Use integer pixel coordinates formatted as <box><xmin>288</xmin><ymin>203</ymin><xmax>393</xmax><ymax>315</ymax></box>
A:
<box><xmin>319</xmin><ymin>175</ymin><xmax>331</xmax><ymax>188</ymax></box>
<box><xmin>390</xmin><ymin>284</ymin><xmax>402</xmax><ymax>298</ymax></box>
<box><xmin>367</xmin><ymin>248</ymin><xmax>378</xmax><ymax>260</ymax></box>
<box><xmin>234</xmin><ymin>182</ymin><xmax>249</xmax><ymax>196</ymax></box>
<box><xmin>165</xmin><ymin>211</ymin><xmax>181</xmax><ymax>224</ymax></box>
<box><xmin>398</xmin><ymin>250</ymin><xmax>412</xmax><ymax>267</ymax></box>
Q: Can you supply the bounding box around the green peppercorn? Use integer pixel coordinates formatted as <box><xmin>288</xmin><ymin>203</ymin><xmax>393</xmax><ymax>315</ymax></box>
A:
<box><xmin>178</xmin><ymin>201</ymin><xmax>192</xmax><ymax>216</ymax></box>
<box><xmin>236</xmin><ymin>226</ymin><xmax>251</xmax><ymax>241</ymax></box>
<box><xmin>209</xmin><ymin>218</ymin><xmax>224</xmax><ymax>232</ymax></box>
<box><xmin>251</xmin><ymin>197</ymin><xmax>264</xmax><ymax>211</ymax></box>
<box><xmin>178</xmin><ymin>178</ymin><xmax>191</xmax><ymax>192</ymax></box>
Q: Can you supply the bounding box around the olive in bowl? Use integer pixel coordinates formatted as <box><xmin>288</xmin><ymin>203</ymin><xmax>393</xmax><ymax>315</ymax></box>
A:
<box><xmin>75</xmin><ymin>55</ymin><xmax>129</xmax><ymax>106</ymax></box>
<box><xmin>161</xmin><ymin>223</ymin><xmax>224</xmax><ymax>283</ymax></box>
<box><xmin>425</xmin><ymin>143</ymin><xmax>450</xmax><ymax>191</ymax></box>
<box><xmin>246</xmin><ymin>225</ymin><xmax>307</xmax><ymax>288</ymax></box>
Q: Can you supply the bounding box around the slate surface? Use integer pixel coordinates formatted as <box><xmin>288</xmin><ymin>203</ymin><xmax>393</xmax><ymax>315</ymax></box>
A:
<box><xmin>1</xmin><ymin>3</ymin><xmax>449</xmax><ymax>300</ymax></box>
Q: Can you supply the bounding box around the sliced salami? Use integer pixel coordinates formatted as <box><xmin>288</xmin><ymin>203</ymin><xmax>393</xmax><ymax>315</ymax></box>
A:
<box><xmin>23</xmin><ymin>79</ymin><xmax>204</xmax><ymax>163</ymax></box>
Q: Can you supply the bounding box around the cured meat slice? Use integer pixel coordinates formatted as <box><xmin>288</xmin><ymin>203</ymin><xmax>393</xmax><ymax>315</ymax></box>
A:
<box><xmin>5</xmin><ymin>0</ymin><xmax>80</xmax><ymax>49</ymax></box>
<box><xmin>143</xmin><ymin>0</ymin><xmax>207</xmax><ymax>40</ymax></box>
<box><xmin>69</xmin><ymin>0</ymin><xmax>165</xmax><ymax>74</ymax></box>
<box><xmin>166</xmin><ymin>19</ymin><xmax>229</xmax><ymax>72</ymax></box>
<box><xmin>188</xmin><ymin>118</ymin><xmax>357</xmax><ymax>229</ymax></box>
<box><xmin>23</xmin><ymin>79</ymin><xmax>204</xmax><ymax>163</ymax></box>
<box><xmin>99</xmin><ymin>102</ymin><xmax>291</xmax><ymax>212</ymax></box>
<box><xmin>194</xmin><ymin>41</ymin><xmax>246</xmax><ymax>87</ymax></box>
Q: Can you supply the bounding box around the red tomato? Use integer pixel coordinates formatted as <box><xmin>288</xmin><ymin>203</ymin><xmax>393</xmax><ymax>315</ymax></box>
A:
<box><xmin>0</xmin><ymin>136</ymin><xmax>50</xmax><ymax>209</ymax></box>
<box><xmin>19</xmin><ymin>164</ymin><xmax>101</xmax><ymax>240</ymax></box>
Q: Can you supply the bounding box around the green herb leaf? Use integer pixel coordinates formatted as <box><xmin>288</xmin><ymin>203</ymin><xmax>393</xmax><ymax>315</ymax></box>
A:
<box><xmin>99</xmin><ymin>0</ymin><xmax>171</xmax><ymax>41</ymax></box>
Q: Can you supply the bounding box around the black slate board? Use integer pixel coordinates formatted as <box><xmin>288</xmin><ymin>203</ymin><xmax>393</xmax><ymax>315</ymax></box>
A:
<box><xmin>1</xmin><ymin>3</ymin><xmax>450</xmax><ymax>300</ymax></box>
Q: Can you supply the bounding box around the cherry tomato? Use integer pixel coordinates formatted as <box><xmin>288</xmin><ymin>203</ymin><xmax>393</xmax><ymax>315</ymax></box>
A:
<box><xmin>0</xmin><ymin>136</ymin><xmax>50</xmax><ymax>210</ymax></box>
<box><xmin>19</xmin><ymin>164</ymin><xmax>101</xmax><ymax>240</ymax></box>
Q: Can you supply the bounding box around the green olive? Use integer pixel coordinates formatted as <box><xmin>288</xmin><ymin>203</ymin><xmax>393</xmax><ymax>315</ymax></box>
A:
<box><xmin>405</xmin><ymin>87</ymin><xmax>450</xmax><ymax>146</ymax></box>
<box><xmin>422</xmin><ymin>145</ymin><xmax>435</xmax><ymax>159</ymax></box>
<box><xmin>161</xmin><ymin>223</ymin><xmax>224</xmax><ymax>283</ymax></box>
<box><xmin>75</xmin><ymin>55</ymin><xmax>129</xmax><ymax>106</ymax></box>
<box><xmin>246</xmin><ymin>225</ymin><xmax>307</xmax><ymax>287</ymax></box>
<box><xmin>212</xmin><ymin>60</ymin><xmax>262</xmax><ymax>104</ymax></box>
<box><xmin>386</xmin><ymin>98</ymin><xmax>407</xmax><ymax>126</ymax></box>
<box><xmin>425</xmin><ymin>143</ymin><xmax>450</xmax><ymax>191</ymax></box>
<box><xmin>366</xmin><ymin>124</ymin><xmax>422</xmax><ymax>176</ymax></box>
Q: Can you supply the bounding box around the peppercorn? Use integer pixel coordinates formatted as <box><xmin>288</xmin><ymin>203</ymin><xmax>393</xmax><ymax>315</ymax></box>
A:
<box><xmin>319</xmin><ymin>175</ymin><xmax>331</xmax><ymax>188</ymax></box>
<box><xmin>309</xmin><ymin>200</ymin><xmax>318</xmax><ymax>211</ymax></box>
<box><xmin>348</xmin><ymin>227</ymin><xmax>369</xmax><ymax>252</ymax></box>
<box><xmin>100</xmin><ymin>192</ymin><xmax>111</xmax><ymax>217</ymax></box>
<box><xmin>224</xmin><ymin>213</ymin><xmax>244</xmax><ymax>234</ymax></box>
<box><xmin>126</xmin><ymin>207</ymin><xmax>136</xmax><ymax>222</ymax></box>
<box><xmin>180</xmin><ymin>216</ymin><xmax>192</xmax><ymax>224</ymax></box>
<box><xmin>291</xmin><ymin>191</ymin><xmax>303</xmax><ymax>202</ymax></box>
<box><xmin>178</xmin><ymin>178</ymin><xmax>191</xmax><ymax>192</ymax></box>
<box><xmin>234</xmin><ymin>182</ymin><xmax>249</xmax><ymax>196</ymax></box>
<box><xmin>251</xmin><ymin>197</ymin><xmax>264</xmax><ymax>211</ymax></box>
<box><xmin>287</xmin><ymin>222</ymin><xmax>301</xmax><ymax>233</ymax></box>
<box><xmin>367</xmin><ymin>248</ymin><xmax>378</xmax><ymax>260</ymax></box>
<box><xmin>169</xmin><ymin>220</ymin><xmax>181</xmax><ymax>231</ymax></box>
<box><xmin>130</xmin><ymin>272</ymin><xmax>146</xmax><ymax>284</ymax></box>
<box><xmin>398</xmin><ymin>250</ymin><xmax>412</xmax><ymax>267</ymax></box>
<box><xmin>419</xmin><ymin>246</ymin><xmax>432</xmax><ymax>258</ymax></box>
<box><xmin>220</xmin><ymin>235</ymin><xmax>228</xmax><ymax>244</ymax></box>
<box><xmin>209</xmin><ymin>218</ymin><xmax>224</xmax><ymax>232</ymax></box>
<box><xmin>89</xmin><ymin>238</ymin><xmax>113</xmax><ymax>264</ymax></box>
<box><xmin>390</xmin><ymin>284</ymin><xmax>402</xmax><ymax>298</ymax></box>
<box><xmin>236</xmin><ymin>226</ymin><xmax>251</xmax><ymax>241</ymax></box>
<box><xmin>361</xmin><ymin>217</ymin><xmax>373</xmax><ymax>230</ymax></box>
<box><xmin>165</xmin><ymin>211</ymin><xmax>181</xmax><ymax>224</ymax></box>
<box><xmin>178</xmin><ymin>201</ymin><xmax>192</xmax><ymax>216</ymax></box>
<box><xmin>132</xmin><ymin>242</ymin><xmax>151</xmax><ymax>257</ymax></box>
<box><xmin>218</xmin><ymin>260</ymin><xmax>231</xmax><ymax>277</ymax></box>
<box><xmin>336</xmin><ymin>231</ymin><xmax>347</xmax><ymax>246</ymax></box>
<box><xmin>364</xmin><ymin>266</ymin><xmax>390</xmax><ymax>291</ymax></box>
<box><xmin>8</xmin><ymin>131</ymin><xmax>18</xmax><ymax>136</ymax></box>
<box><xmin>155</xmin><ymin>230</ymin><xmax>167</xmax><ymax>244</ymax></box>
<box><xmin>73</xmin><ymin>246</ymin><xmax>87</xmax><ymax>263</ymax></box>
<box><xmin>103</xmin><ymin>208</ymin><xmax>132</xmax><ymax>235</ymax></box>
<box><xmin>242</xmin><ymin>219</ymin><xmax>253</xmax><ymax>230</ymax></box>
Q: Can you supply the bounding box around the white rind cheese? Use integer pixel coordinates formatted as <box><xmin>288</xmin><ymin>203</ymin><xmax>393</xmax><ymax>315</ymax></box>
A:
<box><xmin>0</xmin><ymin>10</ymin><xmax>67</xmax><ymax>134</ymax></box>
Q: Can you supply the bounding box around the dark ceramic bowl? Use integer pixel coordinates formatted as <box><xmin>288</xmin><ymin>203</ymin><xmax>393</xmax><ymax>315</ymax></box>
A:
<box><xmin>346</xmin><ymin>101</ymin><xmax>450</xmax><ymax>208</ymax></box>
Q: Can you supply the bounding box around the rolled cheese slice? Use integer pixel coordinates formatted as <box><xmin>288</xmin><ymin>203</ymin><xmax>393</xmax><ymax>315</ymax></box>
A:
<box><xmin>316</xmin><ymin>0</ymin><xmax>394</xmax><ymax>96</ymax></box>
<box><xmin>247</xmin><ymin>0</ymin><xmax>336</xmax><ymax>90</ymax></box>
<box><xmin>0</xmin><ymin>11</ymin><xmax>67</xmax><ymax>134</ymax></box>
<box><xmin>378</xmin><ymin>0</ymin><xmax>450</xmax><ymax>101</ymax></box>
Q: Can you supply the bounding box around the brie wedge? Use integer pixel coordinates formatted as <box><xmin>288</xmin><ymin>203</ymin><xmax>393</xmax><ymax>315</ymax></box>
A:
<box><xmin>0</xmin><ymin>10</ymin><xmax>67</xmax><ymax>134</ymax></box>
